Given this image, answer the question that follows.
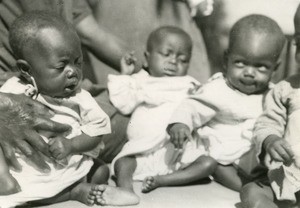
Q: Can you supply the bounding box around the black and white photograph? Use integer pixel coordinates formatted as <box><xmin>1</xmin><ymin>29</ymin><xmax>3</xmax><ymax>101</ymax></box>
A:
<box><xmin>0</xmin><ymin>0</ymin><xmax>300</xmax><ymax>207</ymax></box>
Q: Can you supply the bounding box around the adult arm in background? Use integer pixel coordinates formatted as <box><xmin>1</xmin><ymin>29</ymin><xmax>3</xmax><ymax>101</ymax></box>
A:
<box><xmin>75</xmin><ymin>15</ymin><xmax>130</xmax><ymax>72</ymax></box>
<box><xmin>0</xmin><ymin>92</ymin><xmax>70</xmax><ymax>172</ymax></box>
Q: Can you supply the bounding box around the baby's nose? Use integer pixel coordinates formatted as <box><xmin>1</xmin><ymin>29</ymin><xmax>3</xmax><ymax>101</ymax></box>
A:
<box><xmin>66</xmin><ymin>66</ymin><xmax>76</xmax><ymax>78</ymax></box>
<box><xmin>244</xmin><ymin>67</ymin><xmax>255</xmax><ymax>77</ymax></box>
<box><xmin>169</xmin><ymin>55</ymin><xmax>177</xmax><ymax>64</ymax></box>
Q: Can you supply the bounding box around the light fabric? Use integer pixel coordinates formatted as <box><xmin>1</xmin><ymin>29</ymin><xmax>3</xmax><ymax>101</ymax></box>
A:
<box><xmin>108</xmin><ymin>70</ymin><xmax>204</xmax><ymax>179</ymax></box>
<box><xmin>169</xmin><ymin>73</ymin><xmax>267</xmax><ymax>165</ymax></box>
<box><xmin>254</xmin><ymin>74</ymin><xmax>300</xmax><ymax>202</ymax></box>
<box><xmin>0</xmin><ymin>77</ymin><xmax>111</xmax><ymax>207</ymax></box>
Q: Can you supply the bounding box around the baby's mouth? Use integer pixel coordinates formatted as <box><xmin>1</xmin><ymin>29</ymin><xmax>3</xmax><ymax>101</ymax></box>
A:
<box><xmin>164</xmin><ymin>67</ymin><xmax>177</xmax><ymax>76</ymax></box>
<box><xmin>240</xmin><ymin>79</ymin><xmax>256</xmax><ymax>86</ymax></box>
<box><xmin>65</xmin><ymin>79</ymin><xmax>79</xmax><ymax>91</ymax></box>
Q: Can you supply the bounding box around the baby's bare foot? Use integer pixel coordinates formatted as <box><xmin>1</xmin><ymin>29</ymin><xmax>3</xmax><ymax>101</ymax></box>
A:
<box><xmin>94</xmin><ymin>185</ymin><xmax>139</xmax><ymax>206</ymax></box>
<box><xmin>141</xmin><ymin>176</ymin><xmax>160</xmax><ymax>193</ymax></box>
<box><xmin>0</xmin><ymin>173</ymin><xmax>20</xmax><ymax>195</ymax></box>
<box><xmin>70</xmin><ymin>183</ymin><xmax>101</xmax><ymax>206</ymax></box>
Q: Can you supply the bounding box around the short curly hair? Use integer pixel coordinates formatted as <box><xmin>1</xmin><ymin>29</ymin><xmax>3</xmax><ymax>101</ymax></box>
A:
<box><xmin>146</xmin><ymin>26</ymin><xmax>192</xmax><ymax>52</ymax></box>
<box><xmin>9</xmin><ymin>10</ymin><xmax>76</xmax><ymax>59</ymax></box>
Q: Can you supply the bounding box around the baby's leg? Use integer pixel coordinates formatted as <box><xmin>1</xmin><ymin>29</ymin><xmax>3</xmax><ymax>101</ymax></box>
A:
<box><xmin>293</xmin><ymin>191</ymin><xmax>300</xmax><ymax>208</ymax></box>
<box><xmin>113</xmin><ymin>156</ymin><xmax>140</xmax><ymax>204</ymax></box>
<box><xmin>0</xmin><ymin>147</ymin><xmax>20</xmax><ymax>195</ymax></box>
<box><xmin>240</xmin><ymin>182</ymin><xmax>277</xmax><ymax>208</ymax></box>
<box><xmin>114</xmin><ymin>156</ymin><xmax>137</xmax><ymax>193</ymax></box>
<box><xmin>142</xmin><ymin>155</ymin><xmax>217</xmax><ymax>193</ymax></box>
<box><xmin>213</xmin><ymin>164</ymin><xmax>243</xmax><ymax>191</ymax></box>
<box><xmin>87</xmin><ymin>158</ymin><xmax>109</xmax><ymax>184</ymax></box>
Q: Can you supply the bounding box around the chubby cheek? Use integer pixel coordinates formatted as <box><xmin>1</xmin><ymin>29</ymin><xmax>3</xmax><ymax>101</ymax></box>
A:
<box><xmin>256</xmin><ymin>75</ymin><xmax>271</xmax><ymax>89</ymax></box>
<box><xmin>178</xmin><ymin>65</ymin><xmax>189</xmax><ymax>75</ymax></box>
<box><xmin>36</xmin><ymin>77</ymin><xmax>65</xmax><ymax>95</ymax></box>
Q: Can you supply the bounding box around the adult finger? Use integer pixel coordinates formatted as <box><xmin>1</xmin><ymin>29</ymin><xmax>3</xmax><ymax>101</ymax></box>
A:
<box><xmin>34</xmin><ymin>117</ymin><xmax>70</xmax><ymax>135</ymax></box>
<box><xmin>14</xmin><ymin>138</ymin><xmax>50</xmax><ymax>173</ymax></box>
<box><xmin>24</xmin><ymin>129</ymin><xmax>50</xmax><ymax>157</ymax></box>
<box><xmin>25</xmin><ymin>151</ymin><xmax>51</xmax><ymax>173</ymax></box>
<box><xmin>1</xmin><ymin>143</ymin><xmax>21</xmax><ymax>171</ymax></box>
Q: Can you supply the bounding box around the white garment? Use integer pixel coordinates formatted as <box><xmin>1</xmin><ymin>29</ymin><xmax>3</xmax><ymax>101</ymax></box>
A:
<box><xmin>108</xmin><ymin>70</ymin><xmax>204</xmax><ymax>179</ymax></box>
<box><xmin>169</xmin><ymin>73</ymin><xmax>266</xmax><ymax>165</ymax></box>
<box><xmin>0</xmin><ymin>77</ymin><xmax>111</xmax><ymax>208</ymax></box>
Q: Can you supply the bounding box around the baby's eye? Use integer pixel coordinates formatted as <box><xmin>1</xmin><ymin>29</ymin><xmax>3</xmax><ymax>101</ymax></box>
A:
<box><xmin>75</xmin><ymin>58</ymin><xmax>83</xmax><ymax>67</ymax></box>
<box><xmin>56</xmin><ymin>65</ymin><xmax>66</xmax><ymax>71</ymax></box>
<box><xmin>178</xmin><ymin>57</ymin><xmax>189</xmax><ymax>63</ymax></box>
<box><xmin>160</xmin><ymin>51</ymin><xmax>170</xmax><ymax>57</ymax></box>
<box><xmin>234</xmin><ymin>61</ymin><xmax>245</xmax><ymax>68</ymax></box>
<box><xmin>256</xmin><ymin>65</ymin><xmax>268</xmax><ymax>73</ymax></box>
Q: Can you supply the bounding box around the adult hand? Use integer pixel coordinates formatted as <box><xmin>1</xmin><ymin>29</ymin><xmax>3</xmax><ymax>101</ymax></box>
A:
<box><xmin>168</xmin><ymin>123</ymin><xmax>192</xmax><ymax>149</ymax></box>
<box><xmin>263</xmin><ymin>134</ymin><xmax>294</xmax><ymax>165</ymax></box>
<box><xmin>0</xmin><ymin>93</ymin><xmax>70</xmax><ymax>172</ymax></box>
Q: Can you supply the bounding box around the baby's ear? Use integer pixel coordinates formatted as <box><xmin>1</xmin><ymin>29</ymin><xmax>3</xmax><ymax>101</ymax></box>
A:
<box><xmin>143</xmin><ymin>51</ymin><xmax>150</xmax><ymax>69</ymax></box>
<box><xmin>273</xmin><ymin>60</ymin><xmax>281</xmax><ymax>72</ymax></box>
<box><xmin>144</xmin><ymin>51</ymin><xmax>150</xmax><ymax>60</ymax></box>
<box><xmin>222</xmin><ymin>50</ymin><xmax>229</xmax><ymax>73</ymax></box>
<box><xmin>16</xmin><ymin>59</ymin><xmax>31</xmax><ymax>77</ymax></box>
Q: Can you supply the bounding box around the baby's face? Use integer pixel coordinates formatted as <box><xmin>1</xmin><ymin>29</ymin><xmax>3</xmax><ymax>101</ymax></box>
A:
<box><xmin>24</xmin><ymin>27</ymin><xmax>83</xmax><ymax>98</ymax></box>
<box><xmin>225</xmin><ymin>32</ymin><xmax>280</xmax><ymax>95</ymax></box>
<box><xmin>146</xmin><ymin>33</ymin><xmax>191</xmax><ymax>77</ymax></box>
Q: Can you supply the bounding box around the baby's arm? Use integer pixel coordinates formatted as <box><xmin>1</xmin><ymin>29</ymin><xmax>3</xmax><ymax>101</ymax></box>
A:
<box><xmin>167</xmin><ymin>96</ymin><xmax>216</xmax><ymax>149</ymax></box>
<box><xmin>48</xmin><ymin>133</ymin><xmax>102</xmax><ymax>160</ymax></box>
<box><xmin>120</xmin><ymin>51</ymin><xmax>137</xmax><ymax>75</ymax></box>
<box><xmin>254</xmin><ymin>80</ymin><xmax>294</xmax><ymax>165</ymax></box>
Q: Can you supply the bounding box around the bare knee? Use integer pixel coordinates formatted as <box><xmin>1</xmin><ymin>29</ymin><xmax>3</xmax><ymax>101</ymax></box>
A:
<box><xmin>194</xmin><ymin>156</ymin><xmax>217</xmax><ymax>173</ymax></box>
<box><xmin>240</xmin><ymin>183</ymin><xmax>271</xmax><ymax>208</ymax></box>
<box><xmin>114</xmin><ymin>156</ymin><xmax>137</xmax><ymax>175</ymax></box>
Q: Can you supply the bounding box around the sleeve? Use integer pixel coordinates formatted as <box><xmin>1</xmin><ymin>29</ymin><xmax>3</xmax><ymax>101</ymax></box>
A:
<box><xmin>107</xmin><ymin>74</ymin><xmax>145</xmax><ymax>115</ymax></box>
<box><xmin>168</xmin><ymin>87</ymin><xmax>217</xmax><ymax>131</ymax></box>
<box><xmin>253</xmin><ymin>81</ymin><xmax>289</xmax><ymax>158</ymax></box>
<box><xmin>77</xmin><ymin>90</ymin><xmax>111</xmax><ymax>137</ymax></box>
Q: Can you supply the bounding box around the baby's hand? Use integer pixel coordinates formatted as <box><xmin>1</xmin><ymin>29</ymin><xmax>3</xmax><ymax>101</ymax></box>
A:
<box><xmin>168</xmin><ymin>123</ymin><xmax>192</xmax><ymax>149</ymax></box>
<box><xmin>48</xmin><ymin>136</ymin><xmax>72</xmax><ymax>160</ymax></box>
<box><xmin>121</xmin><ymin>51</ymin><xmax>137</xmax><ymax>75</ymax></box>
<box><xmin>190</xmin><ymin>0</ymin><xmax>213</xmax><ymax>17</ymax></box>
<box><xmin>263</xmin><ymin>135</ymin><xmax>294</xmax><ymax>165</ymax></box>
